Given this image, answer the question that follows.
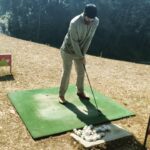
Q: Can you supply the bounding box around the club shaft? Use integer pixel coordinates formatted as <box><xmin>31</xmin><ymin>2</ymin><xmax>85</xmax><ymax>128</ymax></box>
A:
<box><xmin>83</xmin><ymin>64</ymin><xmax>99</xmax><ymax>110</ymax></box>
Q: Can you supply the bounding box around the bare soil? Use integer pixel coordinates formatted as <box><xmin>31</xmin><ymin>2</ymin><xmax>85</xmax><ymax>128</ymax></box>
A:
<box><xmin>0</xmin><ymin>34</ymin><xmax>150</xmax><ymax>150</ymax></box>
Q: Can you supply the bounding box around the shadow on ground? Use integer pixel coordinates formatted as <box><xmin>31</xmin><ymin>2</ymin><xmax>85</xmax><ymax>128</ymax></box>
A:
<box><xmin>64</xmin><ymin>97</ymin><xmax>110</xmax><ymax>125</ymax></box>
<box><xmin>71</xmin><ymin>135</ymin><xmax>147</xmax><ymax>150</ymax></box>
<box><xmin>0</xmin><ymin>74</ymin><xmax>14</xmax><ymax>81</ymax></box>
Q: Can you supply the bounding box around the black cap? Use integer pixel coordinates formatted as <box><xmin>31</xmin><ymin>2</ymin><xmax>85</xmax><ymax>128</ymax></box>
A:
<box><xmin>84</xmin><ymin>4</ymin><xmax>97</xmax><ymax>18</ymax></box>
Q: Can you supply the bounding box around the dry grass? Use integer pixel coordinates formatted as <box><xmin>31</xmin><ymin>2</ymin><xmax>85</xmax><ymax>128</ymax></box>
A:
<box><xmin>0</xmin><ymin>34</ymin><xmax>150</xmax><ymax>150</ymax></box>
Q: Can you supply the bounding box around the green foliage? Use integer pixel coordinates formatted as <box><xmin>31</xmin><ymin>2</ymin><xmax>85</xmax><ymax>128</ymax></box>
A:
<box><xmin>0</xmin><ymin>12</ymin><xmax>11</xmax><ymax>34</ymax></box>
<box><xmin>0</xmin><ymin>0</ymin><xmax>150</xmax><ymax>61</ymax></box>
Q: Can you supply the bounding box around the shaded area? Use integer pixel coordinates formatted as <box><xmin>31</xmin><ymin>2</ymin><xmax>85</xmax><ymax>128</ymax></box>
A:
<box><xmin>64</xmin><ymin>99</ymin><xmax>109</xmax><ymax>125</ymax></box>
<box><xmin>97</xmin><ymin>136</ymin><xmax>146</xmax><ymax>150</ymax></box>
<box><xmin>135</xmin><ymin>61</ymin><xmax>150</xmax><ymax>65</ymax></box>
<box><xmin>0</xmin><ymin>0</ymin><xmax>150</xmax><ymax>61</ymax></box>
<box><xmin>72</xmin><ymin>135</ymin><xmax>146</xmax><ymax>150</ymax></box>
<box><xmin>0</xmin><ymin>74</ymin><xmax>14</xmax><ymax>81</ymax></box>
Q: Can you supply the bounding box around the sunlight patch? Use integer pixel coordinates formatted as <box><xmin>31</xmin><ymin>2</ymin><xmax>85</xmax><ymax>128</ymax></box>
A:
<box><xmin>33</xmin><ymin>93</ymin><xmax>89</xmax><ymax>119</ymax></box>
<box><xmin>33</xmin><ymin>93</ymin><xmax>63</xmax><ymax>120</ymax></box>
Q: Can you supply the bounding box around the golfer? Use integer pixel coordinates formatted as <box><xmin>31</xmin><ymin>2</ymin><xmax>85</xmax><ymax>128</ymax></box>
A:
<box><xmin>59</xmin><ymin>4</ymin><xmax>99</xmax><ymax>104</ymax></box>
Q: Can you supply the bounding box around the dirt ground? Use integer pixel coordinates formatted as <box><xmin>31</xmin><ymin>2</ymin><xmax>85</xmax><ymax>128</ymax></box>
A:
<box><xmin>0</xmin><ymin>34</ymin><xmax>150</xmax><ymax>150</ymax></box>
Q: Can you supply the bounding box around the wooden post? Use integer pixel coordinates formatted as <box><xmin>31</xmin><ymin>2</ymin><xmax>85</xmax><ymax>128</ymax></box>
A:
<box><xmin>144</xmin><ymin>115</ymin><xmax>150</xmax><ymax>147</ymax></box>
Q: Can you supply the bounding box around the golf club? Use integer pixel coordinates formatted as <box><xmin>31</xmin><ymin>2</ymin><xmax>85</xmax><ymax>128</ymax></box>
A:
<box><xmin>83</xmin><ymin>64</ymin><xmax>101</xmax><ymax>114</ymax></box>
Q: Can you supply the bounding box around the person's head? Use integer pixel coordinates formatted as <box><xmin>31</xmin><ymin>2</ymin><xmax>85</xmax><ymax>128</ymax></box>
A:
<box><xmin>83</xmin><ymin>4</ymin><xmax>97</xmax><ymax>25</ymax></box>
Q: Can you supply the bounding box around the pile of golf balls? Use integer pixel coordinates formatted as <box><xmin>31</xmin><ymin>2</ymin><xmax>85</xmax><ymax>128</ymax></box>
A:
<box><xmin>73</xmin><ymin>124</ymin><xmax>111</xmax><ymax>142</ymax></box>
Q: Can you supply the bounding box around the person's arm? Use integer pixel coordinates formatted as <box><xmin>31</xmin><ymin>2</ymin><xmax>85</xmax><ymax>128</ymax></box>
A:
<box><xmin>69</xmin><ymin>23</ymin><xmax>84</xmax><ymax>58</ymax></box>
<box><xmin>82</xmin><ymin>19</ymin><xmax>99</xmax><ymax>55</ymax></box>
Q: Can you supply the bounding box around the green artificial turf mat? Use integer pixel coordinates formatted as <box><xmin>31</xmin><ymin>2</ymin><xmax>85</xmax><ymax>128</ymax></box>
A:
<box><xmin>8</xmin><ymin>85</ymin><xmax>134</xmax><ymax>139</ymax></box>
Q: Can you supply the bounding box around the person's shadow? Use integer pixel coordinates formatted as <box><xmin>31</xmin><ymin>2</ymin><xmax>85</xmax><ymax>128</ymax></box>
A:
<box><xmin>63</xmin><ymin>97</ymin><xmax>110</xmax><ymax>125</ymax></box>
<box><xmin>0</xmin><ymin>74</ymin><xmax>14</xmax><ymax>81</ymax></box>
